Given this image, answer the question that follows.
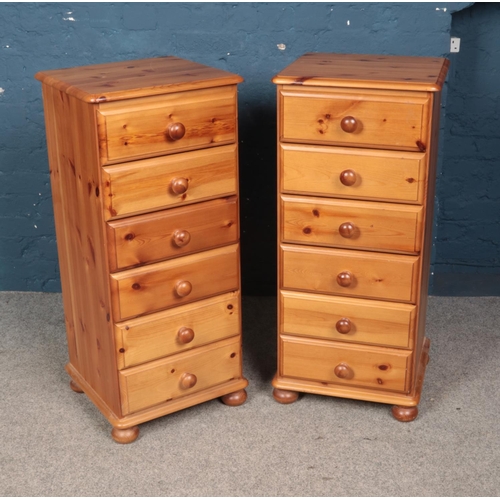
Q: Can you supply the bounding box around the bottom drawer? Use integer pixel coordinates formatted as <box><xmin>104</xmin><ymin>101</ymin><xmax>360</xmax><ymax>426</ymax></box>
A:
<box><xmin>281</xmin><ymin>335</ymin><xmax>411</xmax><ymax>393</ymax></box>
<box><xmin>119</xmin><ymin>337</ymin><xmax>242</xmax><ymax>415</ymax></box>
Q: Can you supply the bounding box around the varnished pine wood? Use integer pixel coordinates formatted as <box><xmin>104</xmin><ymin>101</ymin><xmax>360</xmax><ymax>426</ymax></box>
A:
<box><xmin>35</xmin><ymin>56</ymin><xmax>243</xmax><ymax>103</ymax></box>
<box><xmin>101</xmin><ymin>144</ymin><xmax>237</xmax><ymax>219</ymax></box>
<box><xmin>111</xmin><ymin>426</ymin><xmax>140</xmax><ymax>444</ymax></box>
<box><xmin>107</xmin><ymin>196</ymin><xmax>238</xmax><ymax>271</ymax></box>
<box><xmin>220</xmin><ymin>389</ymin><xmax>247</xmax><ymax>406</ymax></box>
<box><xmin>391</xmin><ymin>405</ymin><xmax>419</xmax><ymax>422</ymax></box>
<box><xmin>280</xmin><ymin>143</ymin><xmax>426</xmax><ymax>204</ymax></box>
<box><xmin>281</xmin><ymin>195</ymin><xmax>423</xmax><ymax>254</ymax></box>
<box><xmin>110</xmin><ymin>244</ymin><xmax>240</xmax><ymax>320</ymax></box>
<box><xmin>272</xmin><ymin>53</ymin><xmax>449</xmax><ymax>91</ymax></box>
<box><xmin>70</xmin><ymin>379</ymin><xmax>84</xmax><ymax>393</ymax></box>
<box><xmin>272</xmin><ymin>388</ymin><xmax>299</xmax><ymax>404</ymax></box>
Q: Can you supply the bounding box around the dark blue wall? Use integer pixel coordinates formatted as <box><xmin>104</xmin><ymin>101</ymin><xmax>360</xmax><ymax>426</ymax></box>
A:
<box><xmin>433</xmin><ymin>2</ymin><xmax>500</xmax><ymax>295</ymax></box>
<box><xmin>0</xmin><ymin>2</ymin><xmax>480</xmax><ymax>294</ymax></box>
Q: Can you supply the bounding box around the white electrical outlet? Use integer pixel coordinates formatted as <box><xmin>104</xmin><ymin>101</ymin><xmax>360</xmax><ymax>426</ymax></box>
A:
<box><xmin>450</xmin><ymin>37</ymin><xmax>461</xmax><ymax>53</ymax></box>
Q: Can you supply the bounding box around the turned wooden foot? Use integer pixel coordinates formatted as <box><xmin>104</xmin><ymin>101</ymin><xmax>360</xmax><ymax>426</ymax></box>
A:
<box><xmin>392</xmin><ymin>405</ymin><xmax>419</xmax><ymax>422</ymax></box>
<box><xmin>111</xmin><ymin>426</ymin><xmax>140</xmax><ymax>444</ymax></box>
<box><xmin>221</xmin><ymin>389</ymin><xmax>247</xmax><ymax>406</ymax></box>
<box><xmin>69</xmin><ymin>379</ymin><xmax>84</xmax><ymax>393</ymax></box>
<box><xmin>273</xmin><ymin>388</ymin><xmax>299</xmax><ymax>404</ymax></box>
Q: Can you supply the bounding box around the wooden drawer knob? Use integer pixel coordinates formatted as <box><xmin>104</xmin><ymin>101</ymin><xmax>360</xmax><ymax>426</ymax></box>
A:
<box><xmin>339</xmin><ymin>169</ymin><xmax>357</xmax><ymax>186</ymax></box>
<box><xmin>334</xmin><ymin>363</ymin><xmax>354</xmax><ymax>379</ymax></box>
<box><xmin>340</xmin><ymin>116</ymin><xmax>358</xmax><ymax>133</ymax></box>
<box><xmin>180</xmin><ymin>372</ymin><xmax>197</xmax><ymax>389</ymax></box>
<box><xmin>167</xmin><ymin>122</ymin><xmax>186</xmax><ymax>141</ymax></box>
<box><xmin>336</xmin><ymin>318</ymin><xmax>352</xmax><ymax>334</ymax></box>
<box><xmin>177</xmin><ymin>327</ymin><xmax>195</xmax><ymax>344</ymax></box>
<box><xmin>170</xmin><ymin>177</ymin><xmax>189</xmax><ymax>195</ymax></box>
<box><xmin>172</xmin><ymin>229</ymin><xmax>191</xmax><ymax>248</ymax></box>
<box><xmin>336</xmin><ymin>271</ymin><xmax>352</xmax><ymax>287</ymax></box>
<box><xmin>175</xmin><ymin>280</ymin><xmax>192</xmax><ymax>297</ymax></box>
<box><xmin>339</xmin><ymin>222</ymin><xmax>355</xmax><ymax>238</ymax></box>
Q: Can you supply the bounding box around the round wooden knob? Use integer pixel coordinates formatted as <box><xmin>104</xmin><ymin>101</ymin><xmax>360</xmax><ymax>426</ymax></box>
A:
<box><xmin>339</xmin><ymin>169</ymin><xmax>357</xmax><ymax>186</ymax></box>
<box><xmin>336</xmin><ymin>271</ymin><xmax>352</xmax><ymax>288</ymax></box>
<box><xmin>336</xmin><ymin>318</ymin><xmax>351</xmax><ymax>334</ymax></box>
<box><xmin>172</xmin><ymin>229</ymin><xmax>191</xmax><ymax>248</ymax></box>
<box><xmin>170</xmin><ymin>177</ymin><xmax>189</xmax><ymax>195</ymax></box>
<box><xmin>334</xmin><ymin>363</ymin><xmax>353</xmax><ymax>379</ymax></box>
<box><xmin>175</xmin><ymin>280</ymin><xmax>192</xmax><ymax>297</ymax></box>
<box><xmin>180</xmin><ymin>372</ymin><xmax>197</xmax><ymax>389</ymax></box>
<box><xmin>340</xmin><ymin>116</ymin><xmax>358</xmax><ymax>133</ymax></box>
<box><xmin>177</xmin><ymin>327</ymin><xmax>195</xmax><ymax>344</ymax></box>
<box><xmin>167</xmin><ymin>122</ymin><xmax>186</xmax><ymax>141</ymax></box>
<box><xmin>339</xmin><ymin>222</ymin><xmax>355</xmax><ymax>238</ymax></box>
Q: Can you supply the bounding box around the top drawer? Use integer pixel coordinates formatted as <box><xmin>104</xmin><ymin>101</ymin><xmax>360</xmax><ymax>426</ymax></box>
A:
<box><xmin>280</xmin><ymin>86</ymin><xmax>430</xmax><ymax>151</ymax></box>
<box><xmin>98</xmin><ymin>86</ymin><xmax>237</xmax><ymax>164</ymax></box>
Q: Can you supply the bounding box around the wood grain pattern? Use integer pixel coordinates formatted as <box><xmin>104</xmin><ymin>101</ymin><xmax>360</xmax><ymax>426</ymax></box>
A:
<box><xmin>115</xmin><ymin>292</ymin><xmax>240</xmax><ymax>369</ymax></box>
<box><xmin>101</xmin><ymin>144</ymin><xmax>237</xmax><ymax>219</ymax></box>
<box><xmin>281</xmin><ymin>195</ymin><xmax>423</xmax><ymax>253</ymax></box>
<box><xmin>119</xmin><ymin>337</ymin><xmax>242</xmax><ymax>415</ymax></box>
<box><xmin>40</xmin><ymin>85</ymin><xmax>121</xmax><ymax>416</ymax></box>
<box><xmin>98</xmin><ymin>86</ymin><xmax>237</xmax><ymax>164</ymax></box>
<box><xmin>280</xmin><ymin>143</ymin><xmax>426</xmax><ymax>204</ymax></box>
<box><xmin>280</xmin><ymin>86</ymin><xmax>430</xmax><ymax>151</ymax></box>
<box><xmin>281</xmin><ymin>244</ymin><xmax>419</xmax><ymax>303</ymax></box>
<box><xmin>111</xmin><ymin>244</ymin><xmax>240</xmax><ymax>320</ymax></box>
<box><xmin>280</xmin><ymin>290</ymin><xmax>416</xmax><ymax>349</ymax></box>
<box><xmin>272</xmin><ymin>53</ymin><xmax>449</xmax><ymax>91</ymax></box>
<box><xmin>35</xmin><ymin>56</ymin><xmax>244</xmax><ymax>103</ymax></box>
<box><xmin>107</xmin><ymin>196</ymin><xmax>238</xmax><ymax>271</ymax></box>
<box><xmin>281</xmin><ymin>335</ymin><xmax>411</xmax><ymax>393</ymax></box>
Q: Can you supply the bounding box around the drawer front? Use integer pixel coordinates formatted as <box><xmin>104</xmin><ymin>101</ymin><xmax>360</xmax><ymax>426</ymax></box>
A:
<box><xmin>280</xmin><ymin>291</ymin><xmax>415</xmax><ymax>348</ymax></box>
<box><xmin>98</xmin><ymin>86</ymin><xmax>237</xmax><ymax>164</ymax></box>
<box><xmin>280</xmin><ymin>144</ymin><xmax>426</xmax><ymax>204</ymax></box>
<box><xmin>281</xmin><ymin>195</ymin><xmax>423</xmax><ymax>254</ymax></box>
<box><xmin>280</xmin><ymin>87</ymin><xmax>429</xmax><ymax>151</ymax></box>
<box><xmin>119</xmin><ymin>337</ymin><xmax>242</xmax><ymax>414</ymax></box>
<box><xmin>107</xmin><ymin>197</ymin><xmax>238</xmax><ymax>271</ymax></box>
<box><xmin>115</xmin><ymin>292</ymin><xmax>240</xmax><ymax>369</ymax></box>
<box><xmin>281</xmin><ymin>335</ymin><xmax>411</xmax><ymax>393</ymax></box>
<box><xmin>102</xmin><ymin>144</ymin><xmax>237</xmax><ymax>219</ymax></box>
<box><xmin>281</xmin><ymin>244</ymin><xmax>419</xmax><ymax>303</ymax></box>
<box><xmin>111</xmin><ymin>244</ymin><xmax>239</xmax><ymax>320</ymax></box>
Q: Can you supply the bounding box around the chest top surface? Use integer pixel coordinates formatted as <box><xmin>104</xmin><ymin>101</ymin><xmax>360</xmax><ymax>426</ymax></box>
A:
<box><xmin>272</xmin><ymin>53</ymin><xmax>449</xmax><ymax>92</ymax></box>
<box><xmin>35</xmin><ymin>56</ymin><xmax>243</xmax><ymax>103</ymax></box>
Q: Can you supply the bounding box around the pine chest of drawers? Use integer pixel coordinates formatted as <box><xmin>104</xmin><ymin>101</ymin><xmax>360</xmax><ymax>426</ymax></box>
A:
<box><xmin>272</xmin><ymin>53</ymin><xmax>449</xmax><ymax>421</ymax></box>
<box><xmin>36</xmin><ymin>56</ymin><xmax>248</xmax><ymax>442</ymax></box>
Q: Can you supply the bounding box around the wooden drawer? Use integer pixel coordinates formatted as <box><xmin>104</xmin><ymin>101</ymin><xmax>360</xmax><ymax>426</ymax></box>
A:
<box><xmin>119</xmin><ymin>337</ymin><xmax>242</xmax><ymax>414</ymax></box>
<box><xmin>280</xmin><ymin>290</ymin><xmax>416</xmax><ymax>349</ymax></box>
<box><xmin>281</xmin><ymin>195</ymin><xmax>423</xmax><ymax>254</ymax></box>
<box><xmin>102</xmin><ymin>144</ymin><xmax>237</xmax><ymax>219</ymax></box>
<box><xmin>111</xmin><ymin>244</ymin><xmax>239</xmax><ymax>320</ymax></box>
<box><xmin>107</xmin><ymin>197</ymin><xmax>238</xmax><ymax>272</ymax></box>
<box><xmin>280</xmin><ymin>335</ymin><xmax>411</xmax><ymax>393</ymax></box>
<box><xmin>115</xmin><ymin>292</ymin><xmax>240</xmax><ymax>369</ymax></box>
<box><xmin>280</xmin><ymin>143</ymin><xmax>426</xmax><ymax>204</ymax></box>
<box><xmin>280</xmin><ymin>86</ymin><xmax>430</xmax><ymax>151</ymax></box>
<box><xmin>98</xmin><ymin>86</ymin><xmax>237</xmax><ymax>164</ymax></box>
<box><xmin>281</xmin><ymin>244</ymin><xmax>419</xmax><ymax>303</ymax></box>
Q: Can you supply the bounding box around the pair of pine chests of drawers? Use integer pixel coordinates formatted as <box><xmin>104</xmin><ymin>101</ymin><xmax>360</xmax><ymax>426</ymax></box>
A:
<box><xmin>37</xmin><ymin>54</ymin><xmax>448</xmax><ymax>442</ymax></box>
<box><xmin>272</xmin><ymin>53</ymin><xmax>449</xmax><ymax>422</ymax></box>
<box><xmin>36</xmin><ymin>57</ymin><xmax>248</xmax><ymax>443</ymax></box>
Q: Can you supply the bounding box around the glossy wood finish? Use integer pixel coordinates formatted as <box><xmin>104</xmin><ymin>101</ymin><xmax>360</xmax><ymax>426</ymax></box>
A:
<box><xmin>280</xmin><ymin>144</ymin><xmax>425</xmax><ymax>204</ymax></box>
<box><xmin>101</xmin><ymin>144</ymin><xmax>237</xmax><ymax>219</ymax></box>
<box><xmin>273</xmin><ymin>53</ymin><xmax>448</xmax><ymax>418</ymax></box>
<box><xmin>221</xmin><ymin>389</ymin><xmax>248</xmax><ymax>406</ymax></box>
<box><xmin>272</xmin><ymin>388</ymin><xmax>299</xmax><ymax>404</ymax></box>
<box><xmin>98</xmin><ymin>86</ymin><xmax>237</xmax><ymax>164</ymax></box>
<box><xmin>391</xmin><ymin>405</ymin><xmax>419</xmax><ymax>422</ymax></box>
<box><xmin>38</xmin><ymin>57</ymin><xmax>247</xmax><ymax>441</ymax></box>
<box><xmin>107</xmin><ymin>196</ymin><xmax>238</xmax><ymax>271</ymax></box>
<box><xmin>70</xmin><ymin>379</ymin><xmax>84</xmax><ymax>393</ymax></box>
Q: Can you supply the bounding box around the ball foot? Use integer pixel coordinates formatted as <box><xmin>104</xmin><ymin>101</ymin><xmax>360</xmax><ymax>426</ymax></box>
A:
<box><xmin>111</xmin><ymin>426</ymin><xmax>140</xmax><ymax>444</ymax></box>
<box><xmin>392</xmin><ymin>405</ymin><xmax>419</xmax><ymax>422</ymax></box>
<box><xmin>221</xmin><ymin>389</ymin><xmax>247</xmax><ymax>406</ymax></box>
<box><xmin>273</xmin><ymin>388</ymin><xmax>299</xmax><ymax>404</ymax></box>
<box><xmin>69</xmin><ymin>379</ymin><xmax>84</xmax><ymax>393</ymax></box>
